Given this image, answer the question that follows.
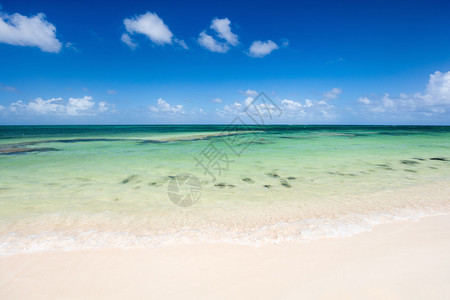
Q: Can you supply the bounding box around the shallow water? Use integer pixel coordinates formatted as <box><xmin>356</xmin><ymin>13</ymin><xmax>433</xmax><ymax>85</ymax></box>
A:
<box><xmin>1</xmin><ymin>125</ymin><xmax>449</xmax><ymax>255</ymax></box>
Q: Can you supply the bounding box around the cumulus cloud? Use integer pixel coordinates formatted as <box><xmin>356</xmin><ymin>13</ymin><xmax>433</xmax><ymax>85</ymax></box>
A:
<box><xmin>216</xmin><ymin>101</ymin><xmax>243</xmax><ymax>117</ymax></box>
<box><xmin>269</xmin><ymin>88</ymin><xmax>342</xmax><ymax>120</ymax></box>
<box><xmin>190</xmin><ymin>107</ymin><xmax>207</xmax><ymax>116</ymax></box>
<box><xmin>98</xmin><ymin>101</ymin><xmax>111</xmax><ymax>113</ymax></box>
<box><xmin>150</xmin><ymin>98</ymin><xmax>184</xmax><ymax>114</ymax></box>
<box><xmin>358</xmin><ymin>71</ymin><xmax>450</xmax><ymax>116</ymax></box>
<box><xmin>424</xmin><ymin>71</ymin><xmax>450</xmax><ymax>105</ymax></box>
<box><xmin>0</xmin><ymin>11</ymin><xmax>62</xmax><ymax>53</ymax></box>
<box><xmin>211</xmin><ymin>98</ymin><xmax>223</xmax><ymax>103</ymax></box>
<box><xmin>358</xmin><ymin>96</ymin><xmax>371</xmax><ymax>105</ymax></box>
<box><xmin>323</xmin><ymin>88</ymin><xmax>342</xmax><ymax>100</ymax></box>
<box><xmin>122</xmin><ymin>12</ymin><xmax>187</xmax><ymax>49</ymax></box>
<box><xmin>198</xmin><ymin>31</ymin><xmax>229</xmax><ymax>53</ymax></box>
<box><xmin>281</xmin><ymin>99</ymin><xmax>302</xmax><ymax>111</ymax></box>
<box><xmin>247</xmin><ymin>40</ymin><xmax>278</xmax><ymax>57</ymax></box>
<box><xmin>6</xmin><ymin>96</ymin><xmax>111</xmax><ymax>116</ymax></box>
<box><xmin>198</xmin><ymin>17</ymin><xmax>238</xmax><ymax>53</ymax></box>
<box><xmin>216</xmin><ymin>92</ymin><xmax>281</xmax><ymax>121</ymax></box>
<box><xmin>66</xmin><ymin>96</ymin><xmax>95</xmax><ymax>115</ymax></box>
<box><xmin>215</xmin><ymin>90</ymin><xmax>338</xmax><ymax>122</ymax></box>
<box><xmin>210</xmin><ymin>18</ymin><xmax>238</xmax><ymax>46</ymax></box>
<box><xmin>240</xmin><ymin>89</ymin><xmax>258</xmax><ymax>97</ymax></box>
<box><xmin>27</xmin><ymin>97</ymin><xmax>65</xmax><ymax>114</ymax></box>
<box><xmin>280</xmin><ymin>97</ymin><xmax>336</xmax><ymax>120</ymax></box>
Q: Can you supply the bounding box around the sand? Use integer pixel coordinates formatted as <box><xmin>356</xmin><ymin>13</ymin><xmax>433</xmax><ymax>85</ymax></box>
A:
<box><xmin>1</xmin><ymin>214</ymin><xmax>450</xmax><ymax>299</ymax></box>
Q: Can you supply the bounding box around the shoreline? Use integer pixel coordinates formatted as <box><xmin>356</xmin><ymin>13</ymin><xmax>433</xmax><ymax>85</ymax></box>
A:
<box><xmin>1</xmin><ymin>214</ymin><xmax>450</xmax><ymax>299</ymax></box>
<box><xmin>1</xmin><ymin>179</ymin><xmax>450</xmax><ymax>256</ymax></box>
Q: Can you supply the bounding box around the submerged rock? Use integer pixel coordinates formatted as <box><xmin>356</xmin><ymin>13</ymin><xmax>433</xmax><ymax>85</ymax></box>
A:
<box><xmin>121</xmin><ymin>175</ymin><xmax>138</xmax><ymax>184</ymax></box>
<box><xmin>242</xmin><ymin>177</ymin><xmax>255</xmax><ymax>184</ymax></box>
<box><xmin>377</xmin><ymin>164</ymin><xmax>394</xmax><ymax>171</ymax></box>
<box><xmin>430</xmin><ymin>157</ymin><xmax>448</xmax><ymax>161</ymax></box>
<box><xmin>265</xmin><ymin>172</ymin><xmax>280</xmax><ymax>178</ymax></box>
<box><xmin>214</xmin><ymin>182</ymin><xmax>227</xmax><ymax>188</ymax></box>
<box><xmin>401</xmin><ymin>160</ymin><xmax>419</xmax><ymax>165</ymax></box>
<box><xmin>280</xmin><ymin>180</ymin><xmax>291</xmax><ymax>188</ymax></box>
<box><xmin>263</xmin><ymin>184</ymin><xmax>272</xmax><ymax>188</ymax></box>
<box><xmin>0</xmin><ymin>147</ymin><xmax>58</xmax><ymax>155</ymax></box>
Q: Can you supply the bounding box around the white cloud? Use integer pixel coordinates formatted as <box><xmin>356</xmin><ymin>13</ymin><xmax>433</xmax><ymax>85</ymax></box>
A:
<box><xmin>0</xmin><ymin>105</ymin><xmax>4</xmax><ymax>110</ymax></box>
<box><xmin>279</xmin><ymin>95</ymin><xmax>337</xmax><ymax>121</ymax></box>
<box><xmin>281</xmin><ymin>98</ymin><xmax>315</xmax><ymax>111</ymax></box>
<box><xmin>98</xmin><ymin>101</ymin><xmax>110</xmax><ymax>113</ymax></box>
<box><xmin>323</xmin><ymin>88</ymin><xmax>342</xmax><ymax>99</ymax></box>
<box><xmin>240</xmin><ymin>89</ymin><xmax>258</xmax><ymax>97</ymax></box>
<box><xmin>123</xmin><ymin>12</ymin><xmax>173</xmax><ymax>46</ymax></box>
<box><xmin>358</xmin><ymin>93</ymin><xmax>418</xmax><ymax>114</ymax></box>
<box><xmin>121</xmin><ymin>33</ymin><xmax>137</xmax><ymax>50</ymax></box>
<box><xmin>6</xmin><ymin>96</ymin><xmax>111</xmax><ymax>116</ymax></box>
<box><xmin>211</xmin><ymin>98</ymin><xmax>223</xmax><ymax>103</ymax></box>
<box><xmin>150</xmin><ymin>98</ymin><xmax>184</xmax><ymax>114</ymax></box>
<box><xmin>281</xmin><ymin>99</ymin><xmax>302</xmax><ymax>111</ymax></box>
<box><xmin>66</xmin><ymin>96</ymin><xmax>95</xmax><ymax>115</ymax></box>
<box><xmin>358</xmin><ymin>96</ymin><xmax>371</xmax><ymax>105</ymax></box>
<box><xmin>8</xmin><ymin>100</ymin><xmax>25</xmax><ymax>112</ymax></box>
<box><xmin>217</xmin><ymin>96</ymin><xmax>281</xmax><ymax>120</ymax></box>
<box><xmin>27</xmin><ymin>97</ymin><xmax>65</xmax><ymax>114</ymax></box>
<box><xmin>174</xmin><ymin>38</ymin><xmax>188</xmax><ymax>50</ymax></box>
<box><xmin>0</xmin><ymin>11</ymin><xmax>62</xmax><ymax>53</ymax></box>
<box><xmin>198</xmin><ymin>17</ymin><xmax>238</xmax><ymax>53</ymax></box>
<box><xmin>247</xmin><ymin>40</ymin><xmax>278</xmax><ymax>57</ymax></box>
<box><xmin>244</xmin><ymin>97</ymin><xmax>254</xmax><ymax>107</ymax></box>
<box><xmin>190</xmin><ymin>107</ymin><xmax>207</xmax><ymax>116</ymax></box>
<box><xmin>198</xmin><ymin>31</ymin><xmax>229</xmax><ymax>53</ymax></box>
<box><xmin>218</xmin><ymin>101</ymin><xmax>243</xmax><ymax>116</ymax></box>
<box><xmin>424</xmin><ymin>71</ymin><xmax>450</xmax><ymax>105</ymax></box>
<box><xmin>107</xmin><ymin>89</ymin><xmax>117</xmax><ymax>95</ymax></box>
<box><xmin>358</xmin><ymin>71</ymin><xmax>450</xmax><ymax>117</ymax></box>
<box><xmin>64</xmin><ymin>42</ymin><xmax>78</xmax><ymax>52</ymax></box>
<box><xmin>216</xmin><ymin>90</ymin><xmax>337</xmax><ymax>122</ymax></box>
<box><xmin>210</xmin><ymin>18</ymin><xmax>238</xmax><ymax>46</ymax></box>
<box><xmin>381</xmin><ymin>94</ymin><xmax>395</xmax><ymax>109</ymax></box>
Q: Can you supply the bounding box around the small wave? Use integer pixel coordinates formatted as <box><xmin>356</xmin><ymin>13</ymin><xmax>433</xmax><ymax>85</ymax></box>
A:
<box><xmin>1</xmin><ymin>207</ymin><xmax>447</xmax><ymax>257</ymax></box>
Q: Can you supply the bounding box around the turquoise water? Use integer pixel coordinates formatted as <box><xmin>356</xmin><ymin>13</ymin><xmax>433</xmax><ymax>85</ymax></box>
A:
<box><xmin>0</xmin><ymin>125</ymin><xmax>449</xmax><ymax>254</ymax></box>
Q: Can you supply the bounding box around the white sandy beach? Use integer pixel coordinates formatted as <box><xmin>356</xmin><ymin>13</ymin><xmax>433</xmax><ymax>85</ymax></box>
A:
<box><xmin>1</xmin><ymin>214</ymin><xmax>450</xmax><ymax>299</ymax></box>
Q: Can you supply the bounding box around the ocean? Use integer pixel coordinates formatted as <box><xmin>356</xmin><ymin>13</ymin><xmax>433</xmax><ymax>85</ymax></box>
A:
<box><xmin>0</xmin><ymin>125</ymin><xmax>449</xmax><ymax>255</ymax></box>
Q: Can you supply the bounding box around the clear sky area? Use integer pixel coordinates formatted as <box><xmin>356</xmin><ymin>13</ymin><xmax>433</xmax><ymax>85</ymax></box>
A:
<box><xmin>1</xmin><ymin>0</ymin><xmax>450</xmax><ymax>125</ymax></box>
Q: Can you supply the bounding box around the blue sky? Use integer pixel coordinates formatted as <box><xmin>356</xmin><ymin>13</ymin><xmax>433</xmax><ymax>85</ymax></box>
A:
<box><xmin>1</xmin><ymin>0</ymin><xmax>450</xmax><ymax>125</ymax></box>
